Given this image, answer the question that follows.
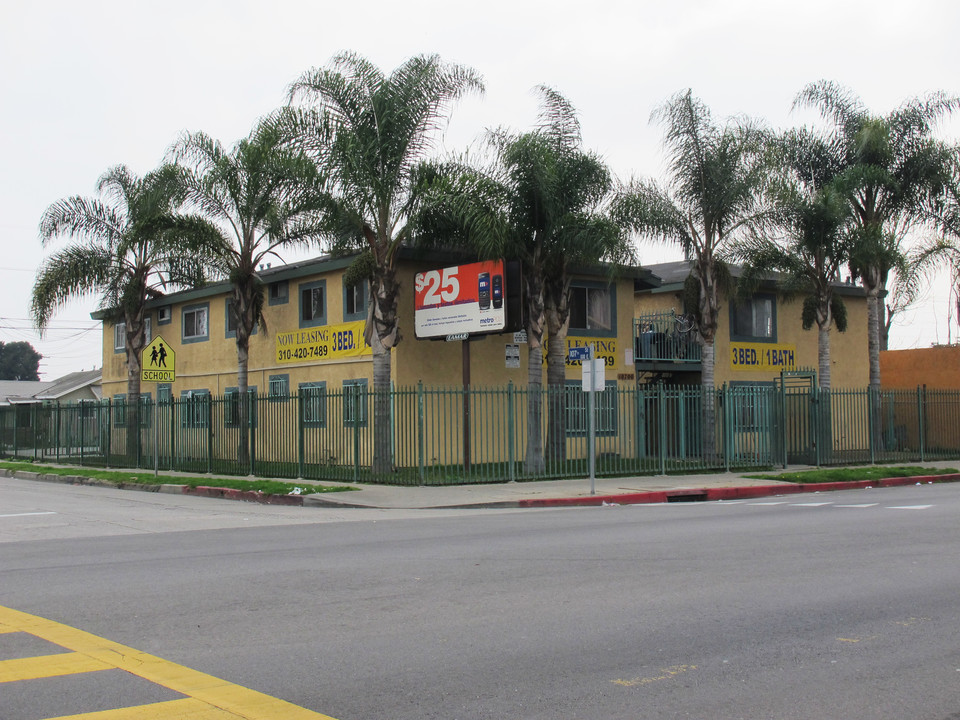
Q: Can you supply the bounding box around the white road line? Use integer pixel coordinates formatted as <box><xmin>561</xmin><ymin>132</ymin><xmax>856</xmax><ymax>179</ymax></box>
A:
<box><xmin>791</xmin><ymin>502</ymin><xmax>834</xmax><ymax>507</ymax></box>
<box><xmin>0</xmin><ymin>512</ymin><xmax>58</xmax><ymax>518</ymax></box>
<box><xmin>885</xmin><ymin>505</ymin><xmax>933</xmax><ymax>510</ymax></box>
<box><xmin>748</xmin><ymin>501</ymin><xmax>789</xmax><ymax>505</ymax></box>
<box><xmin>835</xmin><ymin>503</ymin><xmax>879</xmax><ymax>508</ymax></box>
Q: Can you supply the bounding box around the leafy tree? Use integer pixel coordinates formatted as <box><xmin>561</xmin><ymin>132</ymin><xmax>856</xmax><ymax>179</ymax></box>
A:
<box><xmin>169</xmin><ymin>121</ymin><xmax>328</xmax><ymax>466</ymax></box>
<box><xmin>0</xmin><ymin>341</ymin><xmax>42</xmax><ymax>381</ymax></box>
<box><xmin>284</xmin><ymin>52</ymin><xmax>483</xmax><ymax>474</ymax></box>
<box><xmin>616</xmin><ymin>90</ymin><xmax>769</xmax><ymax>457</ymax></box>
<box><xmin>794</xmin><ymin>81</ymin><xmax>959</xmax><ymax>388</ymax></box>
<box><xmin>32</xmin><ymin>164</ymin><xmax>211</xmax><ymax>454</ymax></box>
<box><xmin>736</xmin><ymin>129</ymin><xmax>851</xmax><ymax>389</ymax></box>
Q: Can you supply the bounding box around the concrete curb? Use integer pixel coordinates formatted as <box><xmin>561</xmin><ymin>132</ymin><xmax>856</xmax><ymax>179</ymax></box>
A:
<box><xmin>507</xmin><ymin>473</ymin><xmax>960</xmax><ymax>508</ymax></box>
<box><xmin>3</xmin><ymin>467</ymin><xmax>959</xmax><ymax>510</ymax></box>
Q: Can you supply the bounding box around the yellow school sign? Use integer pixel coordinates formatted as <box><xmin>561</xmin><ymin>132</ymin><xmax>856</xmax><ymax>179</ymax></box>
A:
<box><xmin>141</xmin><ymin>335</ymin><xmax>176</xmax><ymax>383</ymax></box>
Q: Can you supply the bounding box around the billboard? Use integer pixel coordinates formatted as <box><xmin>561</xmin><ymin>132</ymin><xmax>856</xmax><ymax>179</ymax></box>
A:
<box><xmin>414</xmin><ymin>259</ymin><xmax>507</xmax><ymax>339</ymax></box>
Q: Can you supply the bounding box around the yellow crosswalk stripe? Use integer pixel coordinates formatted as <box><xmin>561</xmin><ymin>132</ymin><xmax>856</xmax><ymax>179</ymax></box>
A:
<box><xmin>42</xmin><ymin>698</ymin><xmax>239</xmax><ymax>720</ymax></box>
<box><xmin>0</xmin><ymin>606</ymin><xmax>339</xmax><ymax>720</ymax></box>
<box><xmin>0</xmin><ymin>651</ymin><xmax>110</xmax><ymax>682</ymax></box>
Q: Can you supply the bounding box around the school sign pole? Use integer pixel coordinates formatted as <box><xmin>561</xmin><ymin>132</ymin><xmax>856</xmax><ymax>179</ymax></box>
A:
<box><xmin>141</xmin><ymin>335</ymin><xmax>176</xmax><ymax>477</ymax></box>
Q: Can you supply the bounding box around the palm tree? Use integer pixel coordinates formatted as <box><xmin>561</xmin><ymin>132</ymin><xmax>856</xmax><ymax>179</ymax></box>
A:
<box><xmin>616</xmin><ymin>90</ymin><xmax>769</xmax><ymax>458</ymax></box>
<box><xmin>284</xmin><ymin>52</ymin><xmax>483</xmax><ymax>474</ymax></box>
<box><xmin>415</xmin><ymin>87</ymin><xmax>633</xmax><ymax>472</ymax></box>
<box><xmin>793</xmin><ymin>81</ymin><xmax>959</xmax><ymax>389</ymax></box>
<box><xmin>735</xmin><ymin>129</ymin><xmax>851</xmax><ymax>389</ymax></box>
<box><xmin>32</xmin><ymin>164</ymin><xmax>211</xmax><ymax>455</ymax></box>
<box><xmin>169</xmin><ymin>121</ymin><xmax>328</xmax><ymax>465</ymax></box>
<box><xmin>913</xmin><ymin>169</ymin><xmax>960</xmax><ymax>342</ymax></box>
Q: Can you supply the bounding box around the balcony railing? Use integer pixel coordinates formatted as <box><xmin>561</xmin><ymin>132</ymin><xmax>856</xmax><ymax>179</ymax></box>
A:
<box><xmin>634</xmin><ymin>311</ymin><xmax>702</xmax><ymax>367</ymax></box>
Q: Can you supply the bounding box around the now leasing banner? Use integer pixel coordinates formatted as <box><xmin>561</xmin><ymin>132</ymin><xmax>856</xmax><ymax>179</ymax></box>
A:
<box><xmin>275</xmin><ymin>320</ymin><xmax>371</xmax><ymax>364</ymax></box>
<box><xmin>730</xmin><ymin>342</ymin><xmax>796</xmax><ymax>371</ymax></box>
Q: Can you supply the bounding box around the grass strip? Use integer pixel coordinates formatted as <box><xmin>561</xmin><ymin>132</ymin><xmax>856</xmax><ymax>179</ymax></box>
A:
<box><xmin>0</xmin><ymin>460</ymin><xmax>356</xmax><ymax>496</ymax></box>
<box><xmin>746</xmin><ymin>465</ymin><xmax>959</xmax><ymax>484</ymax></box>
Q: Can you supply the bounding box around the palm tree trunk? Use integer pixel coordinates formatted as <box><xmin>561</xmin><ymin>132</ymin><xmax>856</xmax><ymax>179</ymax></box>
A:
<box><xmin>124</xmin><ymin>315</ymin><xmax>145</xmax><ymax>462</ymax></box>
<box><xmin>545</xmin><ymin>297</ymin><xmax>568</xmax><ymax>464</ymax></box>
<box><xmin>817</xmin><ymin>322</ymin><xmax>831</xmax><ymax>390</ymax></box>
<box><xmin>865</xmin><ymin>276</ymin><xmax>883</xmax><ymax>452</ymax></box>
<box><xmin>523</xmin><ymin>263</ymin><xmax>546</xmax><ymax>475</ymax></box>
<box><xmin>236</xmin><ymin>333</ymin><xmax>250</xmax><ymax>469</ymax></box>
<box><xmin>371</xmin><ymin>331</ymin><xmax>393</xmax><ymax>474</ymax></box>
<box><xmin>700</xmin><ymin>340</ymin><xmax>716</xmax><ymax>462</ymax></box>
<box><xmin>525</xmin><ymin>343</ymin><xmax>545</xmax><ymax>474</ymax></box>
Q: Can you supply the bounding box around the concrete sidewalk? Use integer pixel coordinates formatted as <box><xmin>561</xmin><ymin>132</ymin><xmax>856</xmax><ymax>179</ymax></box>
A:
<box><xmin>5</xmin><ymin>461</ymin><xmax>960</xmax><ymax>510</ymax></box>
<box><xmin>300</xmin><ymin>460</ymin><xmax>960</xmax><ymax>509</ymax></box>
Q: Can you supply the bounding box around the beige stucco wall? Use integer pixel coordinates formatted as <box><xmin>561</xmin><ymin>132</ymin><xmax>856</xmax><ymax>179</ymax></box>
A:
<box><xmin>633</xmin><ymin>285</ymin><xmax>870</xmax><ymax>387</ymax></box>
<box><xmin>101</xmin><ymin>258</ymin><xmax>640</xmax><ymax>400</ymax></box>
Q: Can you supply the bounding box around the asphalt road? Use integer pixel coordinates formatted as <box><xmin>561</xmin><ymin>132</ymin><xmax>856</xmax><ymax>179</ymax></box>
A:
<box><xmin>3</xmin><ymin>477</ymin><xmax>960</xmax><ymax>719</ymax></box>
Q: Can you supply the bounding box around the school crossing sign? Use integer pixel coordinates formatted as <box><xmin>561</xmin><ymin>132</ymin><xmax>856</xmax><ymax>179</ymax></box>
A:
<box><xmin>141</xmin><ymin>335</ymin><xmax>175</xmax><ymax>383</ymax></box>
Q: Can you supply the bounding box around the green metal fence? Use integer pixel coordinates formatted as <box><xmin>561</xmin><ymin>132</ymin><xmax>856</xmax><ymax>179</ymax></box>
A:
<box><xmin>2</xmin><ymin>383</ymin><xmax>958</xmax><ymax>485</ymax></box>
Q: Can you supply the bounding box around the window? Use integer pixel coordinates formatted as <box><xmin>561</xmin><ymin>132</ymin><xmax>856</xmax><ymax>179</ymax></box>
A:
<box><xmin>112</xmin><ymin>318</ymin><xmax>150</xmax><ymax>353</ymax></box>
<box><xmin>112</xmin><ymin>393</ymin><xmax>151</xmax><ymax>427</ymax></box>
<box><xmin>182</xmin><ymin>304</ymin><xmax>209</xmax><ymax>343</ymax></box>
<box><xmin>181</xmin><ymin>389</ymin><xmax>210</xmax><ymax>428</ymax></box>
<box><xmin>157</xmin><ymin>384</ymin><xmax>172</xmax><ymax>404</ymax></box>
<box><xmin>343</xmin><ymin>279</ymin><xmax>369</xmax><ymax>321</ymax></box>
<box><xmin>268</xmin><ymin>374</ymin><xmax>289</xmax><ymax>402</ymax></box>
<box><xmin>342</xmin><ymin>378</ymin><xmax>368</xmax><ymax>427</ymax></box>
<box><xmin>564</xmin><ymin>381</ymin><xmax>618</xmax><ymax>437</ymax></box>
<box><xmin>113</xmin><ymin>394</ymin><xmax>126</xmax><ymax>426</ymax></box>
<box><xmin>158</xmin><ymin>306</ymin><xmax>172</xmax><ymax>324</ymax></box>
<box><xmin>269</xmin><ymin>281</ymin><xmax>289</xmax><ymax>306</ymax></box>
<box><xmin>299</xmin><ymin>280</ymin><xmax>326</xmax><ymax>328</ymax></box>
<box><xmin>729</xmin><ymin>382</ymin><xmax>774</xmax><ymax>431</ymax></box>
<box><xmin>300</xmin><ymin>382</ymin><xmax>327</xmax><ymax>427</ymax></box>
<box><xmin>78</xmin><ymin>400</ymin><xmax>96</xmax><ymax>421</ymax></box>
<box><xmin>224</xmin><ymin>387</ymin><xmax>257</xmax><ymax>428</ymax></box>
<box><xmin>225</xmin><ymin>300</ymin><xmax>257</xmax><ymax>339</ymax></box>
<box><xmin>569</xmin><ymin>284</ymin><xmax>615</xmax><ymax>335</ymax></box>
<box><xmin>731</xmin><ymin>294</ymin><xmax>776</xmax><ymax>342</ymax></box>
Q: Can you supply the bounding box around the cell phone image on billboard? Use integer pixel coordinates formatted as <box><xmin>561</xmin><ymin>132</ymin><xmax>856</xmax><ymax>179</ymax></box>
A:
<box><xmin>492</xmin><ymin>274</ymin><xmax>503</xmax><ymax>309</ymax></box>
<box><xmin>478</xmin><ymin>272</ymin><xmax>491</xmax><ymax>310</ymax></box>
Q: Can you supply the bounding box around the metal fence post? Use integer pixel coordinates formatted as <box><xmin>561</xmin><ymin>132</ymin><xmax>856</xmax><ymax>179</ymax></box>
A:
<box><xmin>55</xmin><ymin>402</ymin><xmax>61</xmax><ymax>463</ymax></box>
<box><xmin>353</xmin><ymin>386</ymin><xmax>361</xmax><ymax>483</ymax></box>
<box><xmin>206</xmin><ymin>396</ymin><xmax>213</xmax><ymax>475</ymax></box>
<box><xmin>723</xmin><ymin>385</ymin><xmax>731</xmax><ymax>473</ymax></box>
<box><xmin>297</xmin><ymin>389</ymin><xmax>305</xmax><ymax>479</ymax></box>
<box><xmin>658</xmin><ymin>383</ymin><xmax>666</xmax><ymax>476</ymax></box>
<box><xmin>507</xmin><ymin>382</ymin><xmax>516</xmax><ymax>482</ymax></box>
<box><xmin>417</xmin><ymin>382</ymin><xmax>425</xmax><ymax>483</ymax></box>
<box><xmin>918</xmin><ymin>385</ymin><xmax>926</xmax><ymax>462</ymax></box>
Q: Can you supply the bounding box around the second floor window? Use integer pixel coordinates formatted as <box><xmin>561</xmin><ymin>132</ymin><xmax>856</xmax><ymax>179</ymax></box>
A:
<box><xmin>731</xmin><ymin>295</ymin><xmax>776</xmax><ymax>341</ymax></box>
<box><xmin>569</xmin><ymin>285</ymin><xmax>613</xmax><ymax>333</ymax></box>
<box><xmin>183</xmin><ymin>305</ymin><xmax>209</xmax><ymax>342</ymax></box>
<box><xmin>300</xmin><ymin>281</ymin><xmax>326</xmax><ymax>328</ymax></box>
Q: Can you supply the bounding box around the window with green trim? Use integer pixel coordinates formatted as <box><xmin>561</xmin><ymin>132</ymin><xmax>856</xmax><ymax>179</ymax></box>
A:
<box><xmin>342</xmin><ymin>378</ymin><xmax>368</xmax><ymax>427</ymax></box>
<box><xmin>181</xmin><ymin>389</ymin><xmax>210</xmax><ymax>428</ymax></box>
<box><xmin>224</xmin><ymin>387</ymin><xmax>258</xmax><ymax>428</ymax></box>
<box><xmin>300</xmin><ymin>382</ymin><xmax>327</xmax><ymax>427</ymax></box>
<box><xmin>564</xmin><ymin>380</ymin><xmax>618</xmax><ymax>436</ymax></box>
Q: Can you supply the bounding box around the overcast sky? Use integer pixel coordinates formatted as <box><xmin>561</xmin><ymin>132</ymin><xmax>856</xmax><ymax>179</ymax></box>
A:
<box><xmin>2</xmin><ymin>0</ymin><xmax>958</xmax><ymax>380</ymax></box>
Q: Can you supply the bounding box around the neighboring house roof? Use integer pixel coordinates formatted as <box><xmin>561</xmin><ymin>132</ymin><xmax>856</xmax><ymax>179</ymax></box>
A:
<box><xmin>34</xmin><ymin>369</ymin><xmax>102</xmax><ymax>400</ymax></box>
<box><xmin>0</xmin><ymin>369</ymin><xmax>101</xmax><ymax>406</ymax></box>
<box><xmin>0</xmin><ymin>381</ymin><xmax>52</xmax><ymax>406</ymax></box>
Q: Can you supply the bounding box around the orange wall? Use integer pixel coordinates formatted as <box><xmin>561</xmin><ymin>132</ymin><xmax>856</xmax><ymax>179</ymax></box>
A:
<box><xmin>880</xmin><ymin>346</ymin><xmax>960</xmax><ymax>389</ymax></box>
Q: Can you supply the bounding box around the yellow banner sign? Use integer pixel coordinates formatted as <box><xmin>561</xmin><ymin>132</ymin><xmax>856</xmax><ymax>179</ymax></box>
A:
<box><xmin>730</xmin><ymin>342</ymin><xmax>796</xmax><ymax>371</ymax></box>
<box><xmin>276</xmin><ymin>321</ymin><xmax>371</xmax><ymax>364</ymax></box>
